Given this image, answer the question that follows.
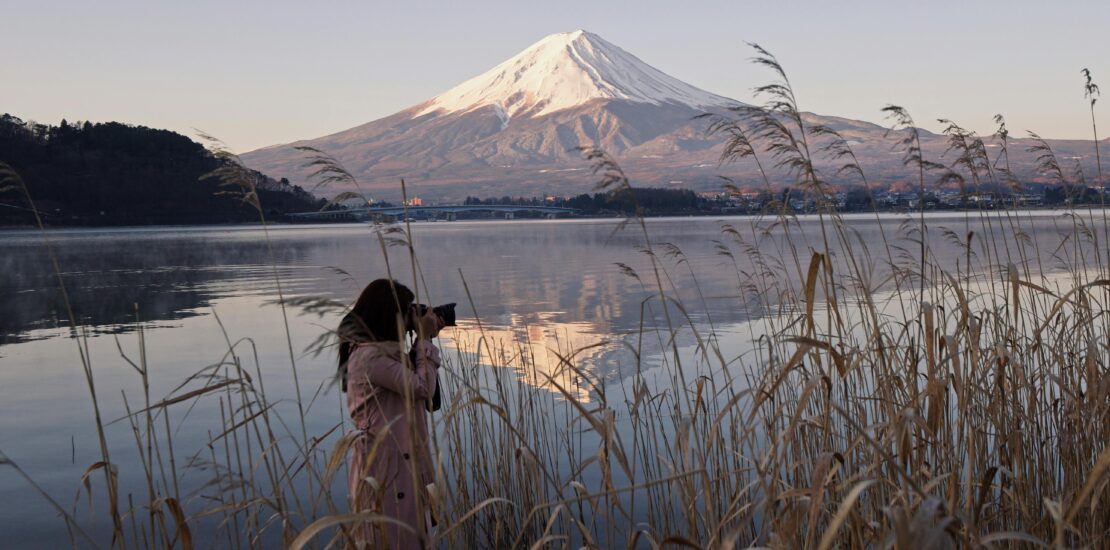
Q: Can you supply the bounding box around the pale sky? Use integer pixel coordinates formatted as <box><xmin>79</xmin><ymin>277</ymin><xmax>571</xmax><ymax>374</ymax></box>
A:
<box><xmin>3</xmin><ymin>0</ymin><xmax>1107</xmax><ymax>153</ymax></box>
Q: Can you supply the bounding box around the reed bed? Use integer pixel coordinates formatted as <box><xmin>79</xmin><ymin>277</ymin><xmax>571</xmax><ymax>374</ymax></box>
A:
<box><xmin>2</xmin><ymin>44</ymin><xmax>1109</xmax><ymax>549</ymax></box>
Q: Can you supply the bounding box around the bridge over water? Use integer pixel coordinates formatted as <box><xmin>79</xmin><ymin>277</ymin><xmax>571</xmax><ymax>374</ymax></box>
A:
<box><xmin>286</xmin><ymin>204</ymin><xmax>580</xmax><ymax>221</ymax></box>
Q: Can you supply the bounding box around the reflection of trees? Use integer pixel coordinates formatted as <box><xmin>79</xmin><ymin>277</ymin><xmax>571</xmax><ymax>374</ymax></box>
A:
<box><xmin>0</xmin><ymin>231</ymin><xmax>315</xmax><ymax>345</ymax></box>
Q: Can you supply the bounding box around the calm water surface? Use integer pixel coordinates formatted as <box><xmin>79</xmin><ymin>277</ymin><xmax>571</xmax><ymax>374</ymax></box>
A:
<box><xmin>0</xmin><ymin>212</ymin><xmax>1098</xmax><ymax>546</ymax></box>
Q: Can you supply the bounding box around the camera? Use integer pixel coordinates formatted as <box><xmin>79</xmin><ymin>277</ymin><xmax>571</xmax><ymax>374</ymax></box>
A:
<box><xmin>411</xmin><ymin>302</ymin><xmax>457</xmax><ymax>328</ymax></box>
<box><xmin>406</xmin><ymin>302</ymin><xmax>455</xmax><ymax>414</ymax></box>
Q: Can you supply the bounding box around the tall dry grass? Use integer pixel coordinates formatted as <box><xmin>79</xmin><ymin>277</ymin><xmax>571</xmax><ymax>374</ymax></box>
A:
<box><xmin>2</xmin><ymin>44</ymin><xmax>1109</xmax><ymax>549</ymax></box>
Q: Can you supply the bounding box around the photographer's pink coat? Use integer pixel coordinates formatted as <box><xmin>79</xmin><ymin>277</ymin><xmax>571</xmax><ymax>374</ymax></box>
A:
<box><xmin>346</xmin><ymin>339</ymin><xmax>439</xmax><ymax>549</ymax></box>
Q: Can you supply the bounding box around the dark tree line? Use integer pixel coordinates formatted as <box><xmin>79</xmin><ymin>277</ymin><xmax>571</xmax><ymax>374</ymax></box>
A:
<box><xmin>0</xmin><ymin>114</ymin><xmax>324</xmax><ymax>226</ymax></box>
<box><xmin>464</xmin><ymin>187</ymin><xmax>701</xmax><ymax>215</ymax></box>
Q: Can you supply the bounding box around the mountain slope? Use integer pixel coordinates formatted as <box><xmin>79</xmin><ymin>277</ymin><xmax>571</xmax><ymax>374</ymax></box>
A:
<box><xmin>243</xmin><ymin>31</ymin><xmax>1104</xmax><ymax>201</ymax></box>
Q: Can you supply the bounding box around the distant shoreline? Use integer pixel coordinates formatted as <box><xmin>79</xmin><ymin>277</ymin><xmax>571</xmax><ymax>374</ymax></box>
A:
<box><xmin>4</xmin><ymin>205</ymin><xmax>1108</xmax><ymax>232</ymax></box>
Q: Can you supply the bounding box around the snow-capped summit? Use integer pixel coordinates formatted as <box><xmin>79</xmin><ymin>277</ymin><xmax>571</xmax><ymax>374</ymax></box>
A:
<box><xmin>244</xmin><ymin>30</ymin><xmax>944</xmax><ymax>201</ymax></box>
<box><xmin>415</xmin><ymin>30</ymin><xmax>738</xmax><ymax>120</ymax></box>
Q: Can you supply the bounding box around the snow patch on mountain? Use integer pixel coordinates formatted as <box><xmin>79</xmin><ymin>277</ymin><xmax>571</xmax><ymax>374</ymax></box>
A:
<box><xmin>490</xmin><ymin>104</ymin><xmax>510</xmax><ymax>129</ymax></box>
<box><xmin>416</xmin><ymin>30</ymin><xmax>739</xmax><ymax>120</ymax></box>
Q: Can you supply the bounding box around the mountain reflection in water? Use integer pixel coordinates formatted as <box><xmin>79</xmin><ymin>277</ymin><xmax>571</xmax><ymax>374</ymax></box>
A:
<box><xmin>447</xmin><ymin>313</ymin><xmax>622</xmax><ymax>403</ymax></box>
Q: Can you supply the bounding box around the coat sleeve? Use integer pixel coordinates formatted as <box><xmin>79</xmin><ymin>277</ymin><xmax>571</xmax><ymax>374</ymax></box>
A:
<box><xmin>364</xmin><ymin>340</ymin><xmax>440</xmax><ymax>400</ymax></box>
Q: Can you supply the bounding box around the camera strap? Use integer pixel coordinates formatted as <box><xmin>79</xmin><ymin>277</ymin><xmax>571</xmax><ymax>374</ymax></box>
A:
<box><xmin>428</xmin><ymin>374</ymin><xmax>442</xmax><ymax>412</ymax></box>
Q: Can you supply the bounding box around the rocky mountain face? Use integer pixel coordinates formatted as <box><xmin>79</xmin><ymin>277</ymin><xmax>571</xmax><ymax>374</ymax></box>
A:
<box><xmin>242</xmin><ymin>30</ymin><xmax>1105</xmax><ymax>201</ymax></box>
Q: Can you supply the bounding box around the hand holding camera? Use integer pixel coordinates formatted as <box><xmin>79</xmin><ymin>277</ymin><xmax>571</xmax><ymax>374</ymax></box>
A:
<box><xmin>406</xmin><ymin>302</ymin><xmax>455</xmax><ymax>413</ymax></box>
<box><xmin>413</xmin><ymin>307</ymin><xmax>443</xmax><ymax>339</ymax></box>
<box><xmin>409</xmin><ymin>302</ymin><xmax>456</xmax><ymax>340</ymax></box>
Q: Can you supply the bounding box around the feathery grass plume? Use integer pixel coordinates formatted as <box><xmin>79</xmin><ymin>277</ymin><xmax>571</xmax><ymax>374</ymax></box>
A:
<box><xmin>574</xmin><ymin>145</ymin><xmax>640</xmax><ymax>233</ymax></box>
<box><xmin>992</xmin><ymin>115</ymin><xmax>1022</xmax><ymax>193</ymax></box>
<box><xmin>196</xmin><ymin>131</ymin><xmax>263</xmax><ymax>213</ymax></box>
<box><xmin>992</xmin><ymin>115</ymin><xmax>1011</xmax><ymax>164</ymax></box>
<box><xmin>701</xmin><ymin>49</ymin><xmax>813</xmax><ymax>312</ymax></box>
<box><xmin>296</xmin><ymin>145</ymin><xmax>359</xmax><ymax>191</ymax></box>
<box><xmin>718</xmin><ymin>44</ymin><xmax>816</xmax><ymax>196</ymax></box>
<box><xmin>807</xmin><ymin>124</ymin><xmax>864</xmax><ymax>181</ymax></box>
<box><xmin>1073</xmin><ymin>158</ymin><xmax>1089</xmax><ymax>187</ymax></box>
<box><xmin>197</xmin><ymin>131</ymin><xmax>318</xmax><ymax>521</ymax></box>
<box><xmin>735</xmin><ymin>109</ymin><xmax>811</xmax><ymax>189</ymax></box>
<box><xmin>700</xmin><ymin>114</ymin><xmax>786</xmax><ymax>229</ymax></box>
<box><xmin>883</xmin><ymin>105</ymin><xmax>942</xmax><ymax>297</ymax></box>
<box><xmin>991</xmin><ymin>113</ymin><xmax>1044</xmax><ymax>280</ymax></box>
<box><xmin>741</xmin><ymin>43</ymin><xmax>847</xmax><ymax>340</ymax></box>
<box><xmin>699</xmin><ymin>113</ymin><xmax>783</xmax><ymax>212</ymax></box>
<box><xmin>938</xmin><ymin>118</ymin><xmax>993</xmax><ymax>185</ymax></box>
<box><xmin>295</xmin><ymin>145</ymin><xmax>375</xmax><ymax>211</ymax></box>
<box><xmin>574</xmin><ymin>145</ymin><xmax>691</xmax><ymax>404</ymax></box>
<box><xmin>574</xmin><ymin>146</ymin><xmax>633</xmax><ymax>194</ymax></box>
<box><xmin>1027</xmin><ymin>131</ymin><xmax>1067</xmax><ymax>186</ymax></box>
<box><xmin>1080</xmin><ymin>69</ymin><xmax>1110</xmax><ymax>273</ymax></box>
<box><xmin>807</xmin><ymin>121</ymin><xmax>912</xmax><ymax>326</ymax></box>
<box><xmin>1083</xmin><ymin>68</ymin><xmax>1102</xmax><ymax>185</ymax></box>
<box><xmin>938</xmin><ymin>118</ymin><xmax>1013</xmax><ymax>291</ymax></box>
<box><xmin>698</xmin><ymin>114</ymin><xmax>761</xmax><ymax>171</ymax></box>
<box><xmin>741</xmin><ymin>43</ymin><xmax>825</xmax><ymax>202</ymax></box>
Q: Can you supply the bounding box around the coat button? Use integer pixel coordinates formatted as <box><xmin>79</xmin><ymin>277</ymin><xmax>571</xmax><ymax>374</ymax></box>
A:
<box><xmin>397</xmin><ymin>492</ymin><xmax>404</xmax><ymax>500</ymax></box>
<box><xmin>403</xmin><ymin>453</ymin><xmax>410</xmax><ymax>460</ymax></box>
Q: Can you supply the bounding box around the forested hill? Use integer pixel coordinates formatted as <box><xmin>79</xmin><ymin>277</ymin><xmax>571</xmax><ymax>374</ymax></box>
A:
<box><xmin>0</xmin><ymin>114</ymin><xmax>325</xmax><ymax>226</ymax></box>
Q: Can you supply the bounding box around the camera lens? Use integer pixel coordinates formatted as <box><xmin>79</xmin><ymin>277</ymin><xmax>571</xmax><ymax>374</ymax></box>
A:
<box><xmin>433</xmin><ymin>303</ymin><xmax>457</xmax><ymax>326</ymax></box>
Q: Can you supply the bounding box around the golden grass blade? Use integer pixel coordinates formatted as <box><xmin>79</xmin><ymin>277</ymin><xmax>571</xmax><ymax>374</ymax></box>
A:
<box><xmin>154</xmin><ymin>497</ymin><xmax>193</xmax><ymax>550</ymax></box>
<box><xmin>804</xmin><ymin>252</ymin><xmax>823</xmax><ymax>335</ymax></box>
<box><xmin>205</xmin><ymin>403</ymin><xmax>275</xmax><ymax>446</ymax></box>
<box><xmin>79</xmin><ymin>461</ymin><xmax>111</xmax><ymax>512</ymax></box>
<box><xmin>437</xmin><ymin>497</ymin><xmax>514</xmax><ymax>540</ymax></box>
<box><xmin>973</xmin><ymin>466</ymin><xmax>998</xmax><ymax>527</ymax></box>
<box><xmin>106</xmin><ymin>380</ymin><xmax>242</xmax><ymax>426</ymax></box>
<box><xmin>321</xmin><ymin>430</ymin><xmax>362</xmax><ymax>491</ymax></box>
<box><xmin>805</xmin><ymin>452</ymin><xmax>843</xmax><ymax>545</ymax></box>
<box><xmin>660</xmin><ymin>535</ymin><xmax>703</xmax><ymax>548</ymax></box>
<box><xmin>785</xmin><ymin>336</ymin><xmax>846</xmax><ymax>377</ymax></box>
<box><xmin>979</xmin><ymin>531</ymin><xmax>1050</xmax><ymax>548</ymax></box>
<box><xmin>816</xmin><ymin>479</ymin><xmax>875</xmax><ymax>550</ymax></box>
<box><xmin>1062</xmin><ymin>444</ymin><xmax>1110</xmax><ymax>527</ymax></box>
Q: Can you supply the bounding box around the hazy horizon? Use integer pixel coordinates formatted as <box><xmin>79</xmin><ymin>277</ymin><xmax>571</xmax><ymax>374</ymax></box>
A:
<box><xmin>3</xmin><ymin>0</ymin><xmax>1108</xmax><ymax>153</ymax></box>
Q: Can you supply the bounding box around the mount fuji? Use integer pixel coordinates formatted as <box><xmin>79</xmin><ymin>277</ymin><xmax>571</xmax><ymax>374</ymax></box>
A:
<box><xmin>242</xmin><ymin>30</ymin><xmax>1100</xmax><ymax>200</ymax></box>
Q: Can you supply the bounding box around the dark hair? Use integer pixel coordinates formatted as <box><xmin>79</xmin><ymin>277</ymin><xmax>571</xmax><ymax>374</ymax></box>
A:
<box><xmin>338</xmin><ymin>279</ymin><xmax>415</xmax><ymax>391</ymax></box>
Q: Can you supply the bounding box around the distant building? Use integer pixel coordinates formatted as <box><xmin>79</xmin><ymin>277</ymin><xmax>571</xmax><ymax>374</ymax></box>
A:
<box><xmin>405</xmin><ymin>197</ymin><xmax>423</xmax><ymax>206</ymax></box>
<box><xmin>1017</xmin><ymin>194</ymin><xmax>1043</xmax><ymax>207</ymax></box>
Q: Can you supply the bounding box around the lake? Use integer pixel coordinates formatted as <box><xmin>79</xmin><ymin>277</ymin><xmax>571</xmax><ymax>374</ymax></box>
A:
<box><xmin>0</xmin><ymin>211</ymin><xmax>1102</xmax><ymax>547</ymax></box>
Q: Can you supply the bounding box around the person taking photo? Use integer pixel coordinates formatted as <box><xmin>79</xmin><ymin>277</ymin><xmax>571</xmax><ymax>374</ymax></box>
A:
<box><xmin>337</xmin><ymin>278</ymin><xmax>445</xmax><ymax>549</ymax></box>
